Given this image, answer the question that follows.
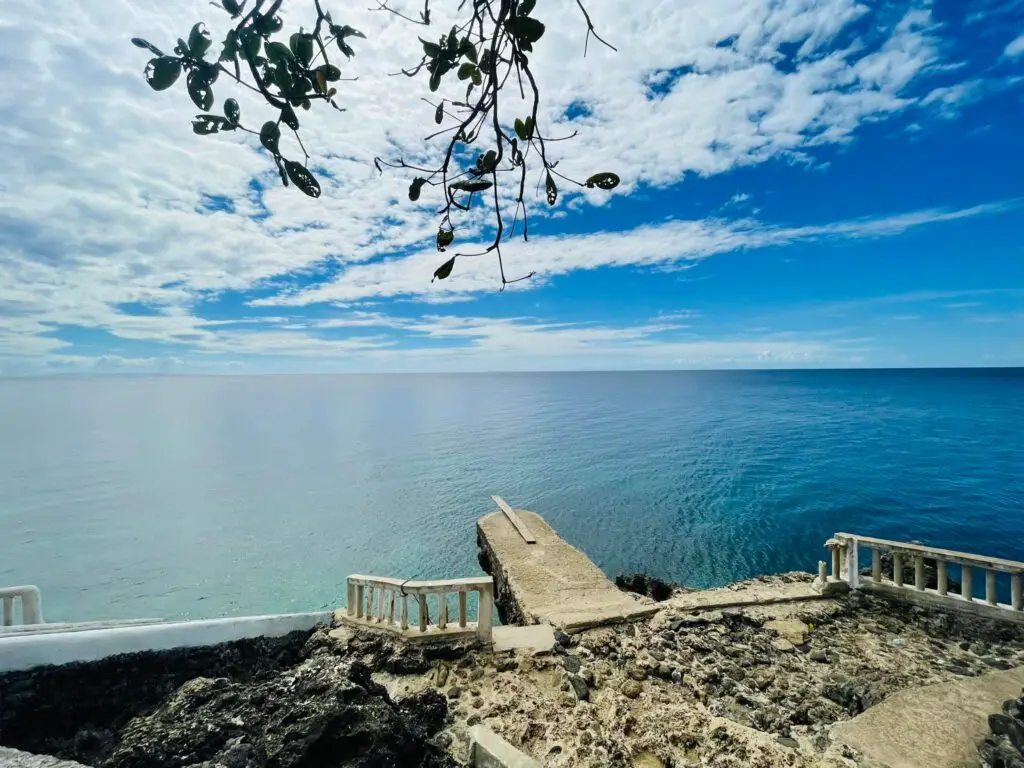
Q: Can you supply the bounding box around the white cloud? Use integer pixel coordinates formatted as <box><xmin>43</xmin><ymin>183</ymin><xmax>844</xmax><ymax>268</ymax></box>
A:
<box><xmin>1005</xmin><ymin>33</ymin><xmax>1024</xmax><ymax>59</ymax></box>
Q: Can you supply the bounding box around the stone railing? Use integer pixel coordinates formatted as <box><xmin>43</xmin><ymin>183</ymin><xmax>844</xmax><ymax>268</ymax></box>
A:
<box><xmin>344</xmin><ymin>575</ymin><xmax>494</xmax><ymax>645</ymax></box>
<box><xmin>820</xmin><ymin>533</ymin><xmax>1024</xmax><ymax>622</ymax></box>
<box><xmin>1</xmin><ymin>585</ymin><xmax>44</xmax><ymax>626</ymax></box>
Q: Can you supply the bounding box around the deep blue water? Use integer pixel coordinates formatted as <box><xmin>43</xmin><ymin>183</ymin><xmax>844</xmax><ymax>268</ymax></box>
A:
<box><xmin>0</xmin><ymin>369</ymin><xmax>1021</xmax><ymax>623</ymax></box>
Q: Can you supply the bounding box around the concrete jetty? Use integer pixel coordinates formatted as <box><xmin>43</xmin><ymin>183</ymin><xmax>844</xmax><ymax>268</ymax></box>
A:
<box><xmin>476</xmin><ymin>498</ymin><xmax>657</xmax><ymax>632</ymax></box>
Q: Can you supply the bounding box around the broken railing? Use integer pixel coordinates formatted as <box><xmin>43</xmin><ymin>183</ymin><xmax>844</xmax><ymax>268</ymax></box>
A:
<box><xmin>344</xmin><ymin>575</ymin><xmax>494</xmax><ymax>644</ymax></box>
<box><xmin>1</xmin><ymin>585</ymin><xmax>44</xmax><ymax>626</ymax></box>
<box><xmin>820</xmin><ymin>533</ymin><xmax>1024</xmax><ymax>620</ymax></box>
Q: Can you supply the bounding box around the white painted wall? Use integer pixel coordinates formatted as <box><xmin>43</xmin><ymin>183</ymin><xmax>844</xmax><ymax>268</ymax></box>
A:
<box><xmin>0</xmin><ymin>612</ymin><xmax>332</xmax><ymax>674</ymax></box>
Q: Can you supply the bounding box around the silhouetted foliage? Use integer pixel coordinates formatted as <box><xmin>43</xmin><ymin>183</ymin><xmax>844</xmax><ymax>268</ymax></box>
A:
<box><xmin>133</xmin><ymin>0</ymin><xmax>620</xmax><ymax>288</ymax></box>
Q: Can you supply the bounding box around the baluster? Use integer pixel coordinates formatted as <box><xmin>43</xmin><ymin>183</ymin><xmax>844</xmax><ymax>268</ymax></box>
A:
<box><xmin>872</xmin><ymin>548</ymin><xmax>881</xmax><ymax>583</ymax></box>
<box><xmin>438</xmin><ymin>591</ymin><xmax>448</xmax><ymax>630</ymax></box>
<box><xmin>986</xmin><ymin>570</ymin><xmax>998</xmax><ymax>606</ymax></box>
<box><xmin>914</xmin><ymin>556</ymin><xmax>925</xmax><ymax>592</ymax></box>
<box><xmin>962</xmin><ymin>566</ymin><xmax>973</xmax><ymax>603</ymax></box>
<box><xmin>347</xmin><ymin>582</ymin><xmax>356</xmax><ymax>617</ymax></box>
<box><xmin>476</xmin><ymin>585</ymin><xmax>493</xmax><ymax>643</ymax></box>
<box><xmin>418</xmin><ymin>594</ymin><xmax>428</xmax><ymax>632</ymax></box>
<box><xmin>356</xmin><ymin>585</ymin><xmax>365</xmax><ymax>619</ymax></box>
<box><xmin>2</xmin><ymin>597</ymin><xmax>12</xmax><ymax>627</ymax></box>
<box><xmin>368</xmin><ymin>586</ymin><xmax>376</xmax><ymax>621</ymax></box>
<box><xmin>379</xmin><ymin>589</ymin><xmax>389</xmax><ymax>621</ymax></box>
<box><xmin>1012</xmin><ymin>574</ymin><xmax>1023</xmax><ymax>612</ymax></box>
<box><xmin>818</xmin><ymin>560</ymin><xmax>827</xmax><ymax>584</ymax></box>
<box><xmin>893</xmin><ymin>553</ymin><xmax>904</xmax><ymax>587</ymax></box>
<box><xmin>937</xmin><ymin>560</ymin><xmax>948</xmax><ymax>596</ymax></box>
<box><xmin>400</xmin><ymin>593</ymin><xmax>409</xmax><ymax>629</ymax></box>
<box><xmin>828</xmin><ymin>540</ymin><xmax>841</xmax><ymax>580</ymax></box>
<box><xmin>459</xmin><ymin>591</ymin><xmax>468</xmax><ymax>628</ymax></box>
<box><xmin>388</xmin><ymin>591</ymin><xmax>396</xmax><ymax>624</ymax></box>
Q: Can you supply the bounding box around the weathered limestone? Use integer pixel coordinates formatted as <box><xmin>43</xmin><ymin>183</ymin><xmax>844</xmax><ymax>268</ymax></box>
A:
<box><xmin>476</xmin><ymin>505</ymin><xmax>657</xmax><ymax>633</ymax></box>
<box><xmin>467</xmin><ymin>725</ymin><xmax>542</xmax><ymax>768</ymax></box>
<box><xmin>340</xmin><ymin>575</ymin><xmax>494</xmax><ymax>645</ymax></box>
<box><xmin>825</xmin><ymin>533</ymin><xmax>1024</xmax><ymax>625</ymax></box>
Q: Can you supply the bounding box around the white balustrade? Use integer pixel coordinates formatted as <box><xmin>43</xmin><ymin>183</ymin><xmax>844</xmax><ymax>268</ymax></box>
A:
<box><xmin>344</xmin><ymin>575</ymin><xmax>494</xmax><ymax>645</ymax></box>
<box><xmin>822</xmin><ymin>534</ymin><xmax>1024</xmax><ymax>621</ymax></box>
<box><xmin>0</xmin><ymin>585</ymin><xmax>44</xmax><ymax>627</ymax></box>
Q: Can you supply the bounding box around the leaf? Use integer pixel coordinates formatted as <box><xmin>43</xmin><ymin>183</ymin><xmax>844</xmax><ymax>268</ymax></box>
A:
<box><xmin>284</xmin><ymin>160</ymin><xmax>321</xmax><ymax>198</ymax></box>
<box><xmin>187</xmin><ymin>70</ymin><xmax>214</xmax><ymax>110</ymax></box>
<box><xmin>481</xmin><ymin>150</ymin><xmax>498</xmax><ymax>171</ymax></box>
<box><xmin>421</xmin><ymin>38</ymin><xmax>443</xmax><ymax>58</ymax></box>
<box><xmin>514</xmin><ymin>118</ymin><xmax>528</xmax><ymax>141</ymax></box>
<box><xmin>265</xmin><ymin>41</ymin><xmax>293</xmax><ymax>64</ymax></box>
<box><xmin>131</xmin><ymin>38</ymin><xmax>164</xmax><ymax>56</ymax></box>
<box><xmin>409</xmin><ymin>177</ymin><xmax>426</xmax><ymax>201</ymax></box>
<box><xmin>434</xmin><ymin>102</ymin><xmax>444</xmax><ymax>124</ymax></box>
<box><xmin>281</xmin><ymin>103</ymin><xmax>299</xmax><ymax>130</ymax></box>
<box><xmin>290</xmin><ymin>33</ymin><xmax>314</xmax><ymax>66</ymax></box>
<box><xmin>337</xmin><ymin>39</ymin><xmax>355</xmax><ymax>58</ymax></box>
<box><xmin>447</xmin><ymin>27</ymin><xmax>458</xmax><ymax>55</ymax></box>
<box><xmin>275</xmin><ymin>155</ymin><xmax>289</xmax><ymax>187</ymax></box>
<box><xmin>436</xmin><ymin>228</ymin><xmax>454</xmax><ymax>251</ymax></box>
<box><xmin>315</xmin><ymin>64</ymin><xmax>342</xmax><ymax>82</ymax></box>
<box><xmin>221</xmin><ymin>0</ymin><xmax>244</xmax><ymax>17</ymax></box>
<box><xmin>433</xmin><ymin>256</ymin><xmax>456</xmax><ymax>282</ymax></box>
<box><xmin>429</xmin><ymin>69</ymin><xmax>442</xmax><ymax>92</ymax></box>
<box><xmin>188</xmin><ymin>23</ymin><xmax>213</xmax><ymax>59</ymax></box>
<box><xmin>451</xmin><ymin>179</ymin><xmax>493</xmax><ymax>193</ymax></box>
<box><xmin>260</xmin><ymin>120</ymin><xmax>281</xmax><ymax>154</ymax></box>
<box><xmin>509</xmin><ymin>16</ymin><xmax>545</xmax><ymax>46</ymax></box>
<box><xmin>525</xmin><ymin>116</ymin><xmax>535</xmax><ymax>139</ymax></box>
<box><xmin>457</xmin><ymin>62</ymin><xmax>476</xmax><ymax>81</ymax></box>
<box><xmin>144</xmin><ymin>56</ymin><xmax>181</xmax><ymax>91</ymax></box>
<box><xmin>254</xmin><ymin>13</ymin><xmax>283</xmax><ymax>35</ymax></box>
<box><xmin>585</xmin><ymin>172</ymin><xmax>621</xmax><ymax>190</ymax></box>
<box><xmin>460</xmin><ymin>38</ymin><xmax>478</xmax><ymax>63</ymax></box>
<box><xmin>220</xmin><ymin>29</ymin><xmax>240</xmax><ymax>62</ymax></box>
<box><xmin>471</xmin><ymin>67</ymin><xmax>482</xmax><ymax>86</ymax></box>
<box><xmin>192</xmin><ymin>114</ymin><xmax>230</xmax><ymax>135</ymax></box>
<box><xmin>241</xmin><ymin>29</ymin><xmax>262</xmax><ymax>60</ymax></box>
<box><xmin>224</xmin><ymin>98</ymin><xmax>240</xmax><ymax>126</ymax></box>
<box><xmin>333</xmin><ymin>24</ymin><xmax>365</xmax><ymax>40</ymax></box>
<box><xmin>519</xmin><ymin>0</ymin><xmax>537</xmax><ymax>15</ymax></box>
<box><xmin>545</xmin><ymin>170</ymin><xmax>557</xmax><ymax>205</ymax></box>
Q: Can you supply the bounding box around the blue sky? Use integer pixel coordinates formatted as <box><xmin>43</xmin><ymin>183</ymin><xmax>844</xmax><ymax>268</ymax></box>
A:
<box><xmin>0</xmin><ymin>0</ymin><xmax>1023</xmax><ymax>373</ymax></box>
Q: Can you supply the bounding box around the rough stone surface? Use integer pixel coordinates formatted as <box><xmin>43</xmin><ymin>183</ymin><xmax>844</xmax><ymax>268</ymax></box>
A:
<box><xmin>614</xmin><ymin>573</ymin><xmax>679</xmax><ymax>602</ymax></box>
<box><xmin>0</xmin><ymin>747</ymin><xmax>92</xmax><ymax>767</ymax></box>
<box><xmin>980</xmin><ymin>688</ymin><xmax>1024</xmax><ymax>767</ymax></box>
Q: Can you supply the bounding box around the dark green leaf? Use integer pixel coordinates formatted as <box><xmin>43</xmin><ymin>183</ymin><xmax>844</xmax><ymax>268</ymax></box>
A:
<box><xmin>260</xmin><ymin>120</ymin><xmax>281</xmax><ymax>154</ymax></box>
<box><xmin>275</xmin><ymin>156</ymin><xmax>289</xmax><ymax>187</ymax></box>
<box><xmin>337</xmin><ymin>39</ymin><xmax>355</xmax><ymax>58</ymax></box>
<box><xmin>451</xmin><ymin>179</ymin><xmax>493</xmax><ymax>193</ymax></box>
<box><xmin>434</xmin><ymin>102</ymin><xmax>444</xmax><ymax>124</ymax></box>
<box><xmin>176</xmin><ymin>38</ymin><xmax>190</xmax><ymax>56</ymax></box>
<box><xmin>290</xmin><ymin>33</ymin><xmax>314</xmax><ymax>66</ymax></box>
<box><xmin>192</xmin><ymin>114</ymin><xmax>230</xmax><ymax>135</ymax></box>
<box><xmin>409</xmin><ymin>177</ymin><xmax>426</xmax><ymax>201</ymax></box>
<box><xmin>525</xmin><ymin>116</ymin><xmax>535</xmax><ymax>139</ymax></box>
<box><xmin>421</xmin><ymin>38</ymin><xmax>443</xmax><ymax>58</ymax></box>
<box><xmin>433</xmin><ymin>256</ymin><xmax>456</xmax><ymax>282</ymax></box>
<box><xmin>332</xmin><ymin>24</ymin><xmax>366</xmax><ymax>40</ymax></box>
<box><xmin>241</xmin><ymin>30</ymin><xmax>262</xmax><ymax>60</ymax></box>
<box><xmin>284</xmin><ymin>160</ymin><xmax>321</xmax><ymax>198</ymax></box>
<box><xmin>187</xmin><ymin>70</ymin><xmax>214</xmax><ymax>110</ymax></box>
<box><xmin>479</xmin><ymin>50</ymin><xmax>493</xmax><ymax>75</ymax></box>
<box><xmin>144</xmin><ymin>56</ymin><xmax>181</xmax><ymax>91</ymax></box>
<box><xmin>509</xmin><ymin>16</ymin><xmax>545</xmax><ymax>45</ymax></box>
<box><xmin>273</xmin><ymin>64</ymin><xmax>293</xmax><ymax>94</ymax></box>
<box><xmin>514</xmin><ymin>118</ymin><xmax>528</xmax><ymax>141</ymax></box>
<box><xmin>436</xmin><ymin>228</ymin><xmax>454</xmax><ymax>251</ymax></box>
<box><xmin>481</xmin><ymin>150</ymin><xmax>498</xmax><ymax>171</ymax></box>
<box><xmin>447</xmin><ymin>27</ymin><xmax>458</xmax><ymax>55</ymax></box>
<box><xmin>224</xmin><ymin>98</ymin><xmax>240</xmax><ymax>126</ymax></box>
<box><xmin>281</xmin><ymin>103</ymin><xmax>299</xmax><ymax>130</ymax></box>
<box><xmin>265</xmin><ymin>41</ymin><xmax>293</xmax><ymax>63</ymax></box>
<box><xmin>585</xmin><ymin>172</ymin><xmax>621</xmax><ymax>190</ymax></box>
<box><xmin>471</xmin><ymin>67</ymin><xmax>482</xmax><ymax>86</ymax></box>
<box><xmin>254</xmin><ymin>14</ymin><xmax>283</xmax><ymax>36</ymax></box>
<box><xmin>222</xmin><ymin>0</ymin><xmax>244</xmax><ymax>17</ymax></box>
<box><xmin>429</xmin><ymin>69</ymin><xmax>441</xmax><ymax>92</ymax></box>
<box><xmin>519</xmin><ymin>0</ymin><xmax>537</xmax><ymax>16</ymax></box>
<box><xmin>460</xmin><ymin>38</ymin><xmax>478</xmax><ymax>63</ymax></box>
<box><xmin>188</xmin><ymin>23</ymin><xmax>212</xmax><ymax>59</ymax></box>
<box><xmin>457</xmin><ymin>62</ymin><xmax>476</xmax><ymax>81</ymax></box>
<box><xmin>545</xmin><ymin>171</ymin><xmax>557</xmax><ymax>205</ymax></box>
<box><xmin>131</xmin><ymin>38</ymin><xmax>163</xmax><ymax>56</ymax></box>
<box><xmin>315</xmin><ymin>64</ymin><xmax>342</xmax><ymax>82</ymax></box>
<box><xmin>220</xmin><ymin>29</ymin><xmax>240</xmax><ymax>62</ymax></box>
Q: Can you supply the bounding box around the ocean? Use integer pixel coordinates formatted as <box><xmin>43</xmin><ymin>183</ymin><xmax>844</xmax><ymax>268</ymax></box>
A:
<box><xmin>1</xmin><ymin>369</ymin><xmax>1021</xmax><ymax>623</ymax></box>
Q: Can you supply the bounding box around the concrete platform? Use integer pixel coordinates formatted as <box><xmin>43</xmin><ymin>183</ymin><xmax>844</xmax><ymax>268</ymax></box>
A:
<box><xmin>491</xmin><ymin>624</ymin><xmax>556</xmax><ymax>654</ymax></box>
<box><xmin>477</xmin><ymin>508</ymin><xmax>657</xmax><ymax>633</ymax></box>
<box><xmin>832</xmin><ymin>665</ymin><xmax>1024</xmax><ymax>768</ymax></box>
<box><xmin>665</xmin><ymin>579</ymin><xmax>824</xmax><ymax>612</ymax></box>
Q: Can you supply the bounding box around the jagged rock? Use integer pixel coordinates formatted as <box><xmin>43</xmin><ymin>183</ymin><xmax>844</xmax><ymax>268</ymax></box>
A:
<box><xmin>990</xmin><ymin>713</ymin><xmax>1024</xmax><ymax>753</ymax></box>
<box><xmin>561</xmin><ymin>656</ymin><xmax>582</xmax><ymax>674</ymax></box>
<box><xmin>615</xmin><ymin>573</ymin><xmax>677</xmax><ymax>602</ymax></box>
<box><xmin>106</xmin><ymin>655</ymin><xmax>457</xmax><ymax>768</ymax></box>
<box><xmin>567</xmin><ymin>674</ymin><xmax>589</xmax><ymax>702</ymax></box>
<box><xmin>980</xmin><ymin>734</ymin><xmax>1024</xmax><ymax>768</ymax></box>
<box><xmin>620</xmin><ymin>680</ymin><xmax>643</xmax><ymax>699</ymax></box>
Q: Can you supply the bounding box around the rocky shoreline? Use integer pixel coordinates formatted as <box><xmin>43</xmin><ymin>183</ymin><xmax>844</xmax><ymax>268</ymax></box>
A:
<box><xmin>3</xmin><ymin>572</ymin><xmax>1024</xmax><ymax>767</ymax></box>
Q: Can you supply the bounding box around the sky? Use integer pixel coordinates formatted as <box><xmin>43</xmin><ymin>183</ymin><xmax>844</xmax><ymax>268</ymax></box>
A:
<box><xmin>0</xmin><ymin>0</ymin><xmax>1023</xmax><ymax>374</ymax></box>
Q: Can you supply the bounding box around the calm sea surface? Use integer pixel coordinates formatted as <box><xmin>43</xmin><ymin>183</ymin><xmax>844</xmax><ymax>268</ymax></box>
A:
<box><xmin>1</xmin><ymin>369</ymin><xmax>1021</xmax><ymax>623</ymax></box>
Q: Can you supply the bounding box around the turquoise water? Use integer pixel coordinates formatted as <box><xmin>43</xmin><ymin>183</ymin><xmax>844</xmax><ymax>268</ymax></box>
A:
<box><xmin>1</xmin><ymin>370</ymin><xmax>1022</xmax><ymax>623</ymax></box>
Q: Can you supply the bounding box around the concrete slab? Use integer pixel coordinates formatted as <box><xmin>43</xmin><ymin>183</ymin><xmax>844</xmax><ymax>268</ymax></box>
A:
<box><xmin>665</xmin><ymin>580</ymin><xmax>824</xmax><ymax>613</ymax></box>
<box><xmin>832</xmin><ymin>665</ymin><xmax>1024</xmax><ymax>768</ymax></box>
<box><xmin>468</xmin><ymin>724</ymin><xmax>541</xmax><ymax>768</ymax></box>
<box><xmin>477</xmin><ymin>509</ymin><xmax>657</xmax><ymax>633</ymax></box>
<box><xmin>491</xmin><ymin>624</ymin><xmax>555</xmax><ymax>654</ymax></box>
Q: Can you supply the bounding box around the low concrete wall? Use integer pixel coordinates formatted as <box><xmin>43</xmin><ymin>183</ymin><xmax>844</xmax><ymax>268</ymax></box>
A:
<box><xmin>0</xmin><ymin>612</ymin><xmax>331</xmax><ymax>674</ymax></box>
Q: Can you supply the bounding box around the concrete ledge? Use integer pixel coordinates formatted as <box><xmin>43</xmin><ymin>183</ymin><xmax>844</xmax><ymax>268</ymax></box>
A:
<box><xmin>0</xmin><ymin>611</ymin><xmax>332</xmax><ymax>673</ymax></box>
<box><xmin>468</xmin><ymin>725</ymin><xmax>541</xmax><ymax>768</ymax></box>
<box><xmin>862</xmin><ymin>580</ymin><xmax>1024</xmax><ymax>624</ymax></box>
<box><xmin>337</xmin><ymin>615</ymin><xmax>484</xmax><ymax>646</ymax></box>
